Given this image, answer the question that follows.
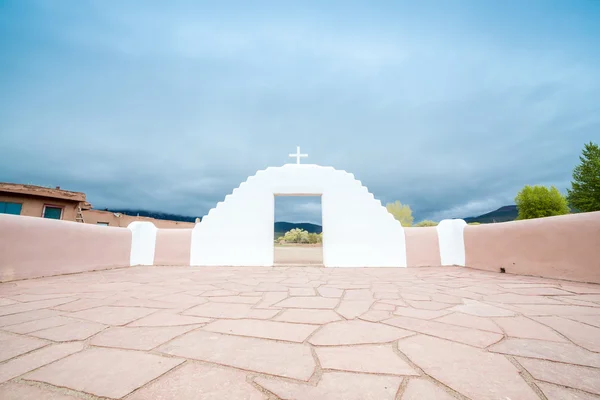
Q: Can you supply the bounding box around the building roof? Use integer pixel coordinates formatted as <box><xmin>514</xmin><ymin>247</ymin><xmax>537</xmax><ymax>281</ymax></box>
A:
<box><xmin>0</xmin><ymin>182</ymin><xmax>88</xmax><ymax>203</ymax></box>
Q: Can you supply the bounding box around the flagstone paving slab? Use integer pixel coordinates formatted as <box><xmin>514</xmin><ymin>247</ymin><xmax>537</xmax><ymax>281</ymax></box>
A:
<box><xmin>0</xmin><ymin>331</ymin><xmax>48</xmax><ymax>363</ymax></box>
<box><xmin>517</xmin><ymin>357</ymin><xmax>600</xmax><ymax>395</ymax></box>
<box><xmin>309</xmin><ymin>319</ymin><xmax>414</xmax><ymax>345</ymax></box>
<box><xmin>24</xmin><ymin>347</ymin><xmax>183</xmax><ymax>398</ymax></box>
<box><xmin>489</xmin><ymin>337</ymin><xmax>600</xmax><ymax>368</ymax></box>
<box><xmin>537</xmin><ymin>382</ymin><xmax>600</xmax><ymax>400</ymax></box>
<box><xmin>0</xmin><ymin>382</ymin><xmax>81</xmax><ymax>400</ymax></box>
<box><xmin>158</xmin><ymin>330</ymin><xmax>316</xmax><ymax>381</ymax></box>
<box><xmin>255</xmin><ymin>372</ymin><xmax>402</xmax><ymax>400</ymax></box>
<box><xmin>1</xmin><ymin>266</ymin><xmax>600</xmax><ymax>399</ymax></box>
<box><xmin>533</xmin><ymin>316</ymin><xmax>600</xmax><ymax>352</ymax></box>
<box><xmin>273</xmin><ymin>308</ymin><xmax>342</xmax><ymax>324</ymax></box>
<box><xmin>91</xmin><ymin>325</ymin><xmax>197</xmax><ymax>350</ymax></box>
<box><xmin>29</xmin><ymin>320</ymin><xmax>107</xmax><ymax>341</ymax></box>
<box><xmin>68</xmin><ymin>306</ymin><xmax>156</xmax><ymax>325</ymax></box>
<box><xmin>0</xmin><ymin>342</ymin><xmax>84</xmax><ymax>383</ymax></box>
<box><xmin>397</xmin><ymin>335</ymin><xmax>539</xmax><ymax>400</ymax></box>
<box><xmin>401</xmin><ymin>378</ymin><xmax>457</xmax><ymax>400</ymax></box>
<box><xmin>128</xmin><ymin>362</ymin><xmax>267</xmax><ymax>400</ymax></box>
<box><xmin>316</xmin><ymin>344</ymin><xmax>418</xmax><ymax>375</ymax></box>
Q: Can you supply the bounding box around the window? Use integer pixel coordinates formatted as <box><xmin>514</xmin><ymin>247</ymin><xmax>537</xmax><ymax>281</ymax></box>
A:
<box><xmin>97</xmin><ymin>222</ymin><xmax>110</xmax><ymax>226</ymax></box>
<box><xmin>42</xmin><ymin>205</ymin><xmax>63</xmax><ymax>220</ymax></box>
<box><xmin>0</xmin><ymin>202</ymin><xmax>23</xmax><ymax>215</ymax></box>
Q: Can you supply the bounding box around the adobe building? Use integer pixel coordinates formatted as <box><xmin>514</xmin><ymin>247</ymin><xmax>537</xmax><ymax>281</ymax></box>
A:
<box><xmin>0</xmin><ymin>182</ymin><xmax>194</xmax><ymax>228</ymax></box>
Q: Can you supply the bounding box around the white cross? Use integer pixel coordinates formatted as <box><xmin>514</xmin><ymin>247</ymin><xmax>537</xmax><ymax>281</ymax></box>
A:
<box><xmin>288</xmin><ymin>146</ymin><xmax>308</xmax><ymax>164</ymax></box>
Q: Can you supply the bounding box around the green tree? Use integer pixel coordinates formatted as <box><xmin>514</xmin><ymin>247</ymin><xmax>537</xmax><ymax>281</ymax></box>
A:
<box><xmin>515</xmin><ymin>185</ymin><xmax>570</xmax><ymax>220</ymax></box>
<box><xmin>386</xmin><ymin>200</ymin><xmax>413</xmax><ymax>226</ymax></box>
<box><xmin>414</xmin><ymin>220</ymin><xmax>438</xmax><ymax>227</ymax></box>
<box><xmin>307</xmin><ymin>232</ymin><xmax>322</xmax><ymax>244</ymax></box>
<box><xmin>567</xmin><ymin>141</ymin><xmax>600</xmax><ymax>212</ymax></box>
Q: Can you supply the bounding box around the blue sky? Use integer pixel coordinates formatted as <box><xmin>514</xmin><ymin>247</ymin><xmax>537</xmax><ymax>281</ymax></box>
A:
<box><xmin>1</xmin><ymin>1</ymin><xmax>599</xmax><ymax>224</ymax></box>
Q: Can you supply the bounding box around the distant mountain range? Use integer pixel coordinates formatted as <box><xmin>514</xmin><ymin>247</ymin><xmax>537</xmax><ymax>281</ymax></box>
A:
<box><xmin>103</xmin><ymin>209</ymin><xmax>198</xmax><ymax>223</ymax></box>
<box><xmin>274</xmin><ymin>222</ymin><xmax>322</xmax><ymax>238</ymax></box>
<box><xmin>104</xmin><ymin>205</ymin><xmax>519</xmax><ymax>228</ymax></box>
<box><xmin>463</xmin><ymin>205</ymin><xmax>518</xmax><ymax>223</ymax></box>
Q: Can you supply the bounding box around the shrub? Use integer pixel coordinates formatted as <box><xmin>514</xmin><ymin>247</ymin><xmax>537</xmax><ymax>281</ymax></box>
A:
<box><xmin>467</xmin><ymin>222</ymin><xmax>481</xmax><ymax>225</ymax></box>
<box><xmin>307</xmin><ymin>232</ymin><xmax>322</xmax><ymax>244</ymax></box>
<box><xmin>282</xmin><ymin>228</ymin><xmax>310</xmax><ymax>243</ymax></box>
<box><xmin>414</xmin><ymin>220</ymin><xmax>438</xmax><ymax>227</ymax></box>
<box><xmin>515</xmin><ymin>185</ymin><xmax>570</xmax><ymax>220</ymax></box>
<box><xmin>386</xmin><ymin>201</ymin><xmax>413</xmax><ymax>227</ymax></box>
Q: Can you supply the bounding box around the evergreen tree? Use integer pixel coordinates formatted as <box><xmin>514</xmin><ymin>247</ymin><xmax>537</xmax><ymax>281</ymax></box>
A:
<box><xmin>567</xmin><ymin>142</ymin><xmax>600</xmax><ymax>212</ymax></box>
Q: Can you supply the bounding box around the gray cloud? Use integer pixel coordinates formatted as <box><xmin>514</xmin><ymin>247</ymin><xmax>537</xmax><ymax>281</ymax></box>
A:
<box><xmin>1</xmin><ymin>1</ymin><xmax>599</xmax><ymax>223</ymax></box>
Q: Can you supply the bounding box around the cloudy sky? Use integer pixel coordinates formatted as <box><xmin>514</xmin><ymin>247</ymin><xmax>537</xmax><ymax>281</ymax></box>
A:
<box><xmin>1</xmin><ymin>1</ymin><xmax>599</xmax><ymax>224</ymax></box>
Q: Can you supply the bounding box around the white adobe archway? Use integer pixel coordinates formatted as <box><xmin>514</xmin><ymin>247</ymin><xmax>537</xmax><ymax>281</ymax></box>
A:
<box><xmin>190</xmin><ymin>164</ymin><xmax>407</xmax><ymax>267</ymax></box>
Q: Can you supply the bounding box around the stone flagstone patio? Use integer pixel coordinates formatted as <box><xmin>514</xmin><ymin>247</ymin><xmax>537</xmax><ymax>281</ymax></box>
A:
<box><xmin>0</xmin><ymin>266</ymin><xmax>599</xmax><ymax>399</ymax></box>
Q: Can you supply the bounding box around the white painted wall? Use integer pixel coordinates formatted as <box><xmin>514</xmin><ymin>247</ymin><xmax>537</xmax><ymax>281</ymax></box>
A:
<box><xmin>191</xmin><ymin>164</ymin><xmax>407</xmax><ymax>267</ymax></box>
<box><xmin>436</xmin><ymin>219</ymin><xmax>467</xmax><ymax>266</ymax></box>
<box><xmin>128</xmin><ymin>221</ymin><xmax>158</xmax><ymax>266</ymax></box>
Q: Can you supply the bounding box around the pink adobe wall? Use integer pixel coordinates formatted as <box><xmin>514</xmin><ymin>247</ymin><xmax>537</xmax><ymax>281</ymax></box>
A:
<box><xmin>404</xmin><ymin>227</ymin><xmax>442</xmax><ymax>267</ymax></box>
<box><xmin>465</xmin><ymin>212</ymin><xmax>600</xmax><ymax>284</ymax></box>
<box><xmin>0</xmin><ymin>214</ymin><xmax>131</xmax><ymax>282</ymax></box>
<box><xmin>154</xmin><ymin>229</ymin><xmax>193</xmax><ymax>265</ymax></box>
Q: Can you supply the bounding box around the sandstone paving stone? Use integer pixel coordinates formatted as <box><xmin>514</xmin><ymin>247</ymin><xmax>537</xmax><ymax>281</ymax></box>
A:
<box><xmin>401</xmin><ymin>378</ymin><xmax>457</xmax><ymax>400</ymax></box>
<box><xmin>273</xmin><ymin>309</ymin><xmax>342</xmax><ymax>324</ymax></box>
<box><xmin>380</xmin><ymin>299</ymin><xmax>409</xmax><ymax>307</ymax></box>
<box><xmin>0</xmin><ymin>297</ymin><xmax>77</xmax><ymax>317</ymax></box>
<box><xmin>400</xmin><ymin>293</ymin><xmax>430</xmax><ymax>301</ymax></box>
<box><xmin>450</xmin><ymin>299</ymin><xmax>515</xmax><ymax>317</ymax></box>
<box><xmin>128</xmin><ymin>362</ymin><xmax>267</xmax><ymax>400</ymax></box>
<box><xmin>434</xmin><ymin>312</ymin><xmax>502</xmax><ymax>333</ymax></box>
<box><xmin>489</xmin><ymin>338</ymin><xmax>600</xmax><ymax>368</ymax></box>
<box><xmin>202</xmin><ymin>318</ymin><xmax>318</xmax><ymax>342</ymax></box>
<box><xmin>317</xmin><ymin>287</ymin><xmax>344</xmax><ymax>298</ymax></box>
<box><xmin>560</xmin><ymin>285</ymin><xmax>600</xmax><ymax>294</ymax></box>
<box><xmin>202</xmin><ymin>289</ymin><xmax>238</xmax><ymax>296</ymax></box>
<box><xmin>0</xmin><ymin>382</ymin><xmax>81</xmax><ymax>400</ymax></box>
<box><xmin>336</xmin><ymin>299</ymin><xmax>374</xmax><ymax>319</ymax></box>
<box><xmin>397</xmin><ymin>335</ymin><xmax>539</xmax><ymax>400</ymax></box>
<box><xmin>508</xmin><ymin>304</ymin><xmax>600</xmax><ymax>316</ymax></box>
<box><xmin>372</xmin><ymin>302</ymin><xmax>397</xmax><ymax>311</ymax></box>
<box><xmin>255</xmin><ymin>371</ymin><xmax>402</xmax><ymax>400</ymax></box>
<box><xmin>90</xmin><ymin>325</ymin><xmax>197</xmax><ymax>350</ymax></box>
<box><xmin>52</xmin><ymin>298</ymin><xmax>118</xmax><ymax>312</ymax></box>
<box><xmin>275</xmin><ymin>296</ymin><xmax>339</xmax><ymax>309</ymax></box>
<box><xmin>254</xmin><ymin>292</ymin><xmax>288</xmax><ymax>309</ymax></box>
<box><xmin>68</xmin><ymin>306</ymin><xmax>157</xmax><ymax>325</ymax></box>
<box><xmin>309</xmin><ymin>319</ymin><xmax>414</xmax><ymax>346</ymax></box>
<box><xmin>343</xmin><ymin>289</ymin><xmax>374</xmax><ymax>300</ymax></box>
<box><xmin>374</xmin><ymin>292</ymin><xmax>401</xmax><ymax>300</ymax></box>
<box><xmin>0</xmin><ymin>342</ymin><xmax>84</xmax><ymax>383</ymax></box>
<box><xmin>565</xmin><ymin>315</ymin><xmax>600</xmax><ymax>328</ymax></box>
<box><xmin>405</xmin><ymin>300</ymin><xmax>453</xmax><ymax>310</ymax></box>
<box><xmin>0</xmin><ymin>331</ymin><xmax>48</xmax><ymax>362</ymax></box>
<box><xmin>127</xmin><ymin>310</ymin><xmax>212</xmax><ymax>327</ymax></box>
<box><xmin>152</xmin><ymin>293</ymin><xmax>209</xmax><ymax>305</ymax></box>
<box><xmin>507</xmin><ymin>287</ymin><xmax>575</xmax><ymax>296</ymax></box>
<box><xmin>517</xmin><ymin>357</ymin><xmax>600</xmax><ymax>395</ymax></box>
<box><xmin>493</xmin><ymin>315</ymin><xmax>567</xmax><ymax>342</ymax></box>
<box><xmin>537</xmin><ymin>382</ymin><xmax>600</xmax><ymax>400</ymax></box>
<box><xmin>315</xmin><ymin>344</ymin><xmax>418</xmax><ymax>375</ymax></box>
<box><xmin>24</xmin><ymin>347</ymin><xmax>183</xmax><ymax>399</ymax></box>
<box><xmin>209</xmin><ymin>295</ymin><xmax>261</xmax><ymax>304</ymax></box>
<box><xmin>289</xmin><ymin>287</ymin><xmax>316</xmax><ymax>296</ymax></box>
<box><xmin>484</xmin><ymin>293</ymin><xmax>565</xmax><ymax>304</ymax></box>
<box><xmin>0</xmin><ymin>298</ymin><xmax>18</xmax><ymax>306</ymax></box>
<box><xmin>158</xmin><ymin>330</ymin><xmax>315</xmax><ymax>381</ymax></box>
<box><xmin>384</xmin><ymin>315</ymin><xmax>503</xmax><ymax>348</ymax></box>
<box><xmin>2</xmin><ymin>315</ymin><xmax>74</xmax><ymax>334</ymax></box>
<box><xmin>182</xmin><ymin>302</ymin><xmax>279</xmax><ymax>319</ymax></box>
<box><xmin>392</xmin><ymin>307</ymin><xmax>452</xmax><ymax>320</ymax></box>
<box><xmin>29</xmin><ymin>320</ymin><xmax>107</xmax><ymax>341</ymax></box>
<box><xmin>359</xmin><ymin>310</ymin><xmax>392</xmax><ymax>322</ymax></box>
<box><xmin>533</xmin><ymin>316</ymin><xmax>600</xmax><ymax>352</ymax></box>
